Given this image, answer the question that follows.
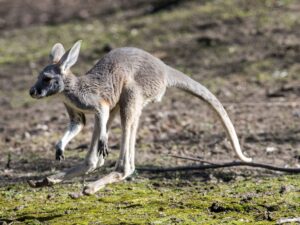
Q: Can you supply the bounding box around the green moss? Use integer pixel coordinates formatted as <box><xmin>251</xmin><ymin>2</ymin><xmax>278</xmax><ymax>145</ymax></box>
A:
<box><xmin>0</xmin><ymin>175</ymin><xmax>299</xmax><ymax>224</ymax></box>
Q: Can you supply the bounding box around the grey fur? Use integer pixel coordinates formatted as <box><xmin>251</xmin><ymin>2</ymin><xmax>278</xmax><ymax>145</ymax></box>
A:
<box><xmin>29</xmin><ymin>41</ymin><xmax>251</xmax><ymax>194</ymax></box>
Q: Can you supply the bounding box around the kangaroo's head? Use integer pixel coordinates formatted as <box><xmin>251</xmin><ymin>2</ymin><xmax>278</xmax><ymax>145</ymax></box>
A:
<box><xmin>29</xmin><ymin>40</ymin><xmax>82</xmax><ymax>99</ymax></box>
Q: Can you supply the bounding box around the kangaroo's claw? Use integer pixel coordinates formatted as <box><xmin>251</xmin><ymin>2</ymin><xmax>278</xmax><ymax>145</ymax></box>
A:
<box><xmin>97</xmin><ymin>139</ymin><xmax>109</xmax><ymax>158</ymax></box>
<box><xmin>55</xmin><ymin>147</ymin><xmax>65</xmax><ymax>161</ymax></box>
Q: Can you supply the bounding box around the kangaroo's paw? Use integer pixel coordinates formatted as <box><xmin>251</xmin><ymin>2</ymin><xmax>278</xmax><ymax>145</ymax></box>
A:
<box><xmin>55</xmin><ymin>147</ymin><xmax>65</xmax><ymax>161</ymax></box>
<box><xmin>97</xmin><ymin>139</ymin><xmax>109</xmax><ymax>158</ymax></box>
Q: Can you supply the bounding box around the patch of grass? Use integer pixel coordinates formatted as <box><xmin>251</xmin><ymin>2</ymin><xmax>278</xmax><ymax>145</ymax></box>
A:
<box><xmin>0</xmin><ymin>175</ymin><xmax>299</xmax><ymax>224</ymax></box>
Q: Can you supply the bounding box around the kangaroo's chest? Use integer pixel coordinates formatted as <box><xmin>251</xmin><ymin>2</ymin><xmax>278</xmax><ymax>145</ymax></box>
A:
<box><xmin>61</xmin><ymin>93</ymin><xmax>95</xmax><ymax>114</ymax></box>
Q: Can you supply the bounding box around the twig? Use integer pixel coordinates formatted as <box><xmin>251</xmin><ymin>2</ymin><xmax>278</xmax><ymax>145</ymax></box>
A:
<box><xmin>277</xmin><ymin>217</ymin><xmax>300</xmax><ymax>224</ymax></box>
<box><xmin>168</xmin><ymin>154</ymin><xmax>218</xmax><ymax>165</ymax></box>
<box><xmin>138</xmin><ymin>161</ymin><xmax>300</xmax><ymax>173</ymax></box>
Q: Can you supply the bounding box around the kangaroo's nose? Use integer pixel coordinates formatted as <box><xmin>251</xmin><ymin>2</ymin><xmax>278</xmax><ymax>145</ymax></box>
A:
<box><xmin>29</xmin><ymin>87</ymin><xmax>36</xmax><ymax>97</ymax></box>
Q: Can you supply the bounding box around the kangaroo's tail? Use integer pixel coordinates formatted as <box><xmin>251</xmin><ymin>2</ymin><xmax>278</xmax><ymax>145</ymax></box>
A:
<box><xmin>166</xmin><ymin>66</ymin><xmax>252</xmax><ymax>162</ymax></box>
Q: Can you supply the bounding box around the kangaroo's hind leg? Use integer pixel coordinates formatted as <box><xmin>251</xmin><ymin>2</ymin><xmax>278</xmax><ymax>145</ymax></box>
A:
<box><xmin>83</xmin><ymin>87</ymin><xmax>142</xmax><ymax>195</ymax></box>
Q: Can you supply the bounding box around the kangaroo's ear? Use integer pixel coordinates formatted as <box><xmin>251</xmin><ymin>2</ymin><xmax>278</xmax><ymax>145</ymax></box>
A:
<box><xmin>50</xmin><ymin>43</ymin><xmax>65</xmax><ymax>63</ymax></box>
<box><xmin>59</xmin><ymin>40</ymin><xmax>82</xmax><ymax>73</ymax></box>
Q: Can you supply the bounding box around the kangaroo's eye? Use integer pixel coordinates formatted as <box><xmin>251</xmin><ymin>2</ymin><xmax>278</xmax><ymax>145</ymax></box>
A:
<box><xmin>43</xmin><ymin>77</ymin><xmax>51</xmax><ymax>82</ymax></box>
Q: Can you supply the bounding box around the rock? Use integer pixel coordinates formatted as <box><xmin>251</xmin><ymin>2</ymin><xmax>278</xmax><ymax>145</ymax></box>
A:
<box><xmin>13</xmin><ymin>205</ymin><xmax>25</xmax><ymax>211</ymax></box>
<box><xmin>272</xmin><ymin>70</ymin><xmax>288</xmax><ymax>78</ymax></box>
<box><xmin>36</xmin><ymin>124</ymin><xmax>48</xmax><ymax>131</ymax></box>
<box><xmin>47</xmin><ymin>193</ymin><xmax>55</xmax><ymax>200</ymax></box>
<box><xmin>266</xmin><ymin>146</ymin><xmax>277</xmax><ymax>153</ymax></box>
<box><xmin>64</xmin><ymin>210</ymin><xmax>71</xmax><ymax>215</ymax></box>
<box><xmin>23</xmin><ymin>131</ymin><xmax>31</xmax><ymax>139</ymax></box>
<box><xmin>209</xmin><ymin>202</ymin><xmax>226</xmax><ymax>213</ymax></box>
<box><xmin>69</xmin><ymin>192</ymin><xmax>83</xmax><ymax>199</ymax></box>
<box><xmin>279</xmin><ymin>185</ymin><xmax>294</xmax><ymax>194</ymax></box>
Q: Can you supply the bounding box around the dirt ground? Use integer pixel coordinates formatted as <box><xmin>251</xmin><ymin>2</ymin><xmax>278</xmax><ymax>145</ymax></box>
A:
<box><xmin>0</xmin><ymin>0</ymin><xmax>299</xmax><ymax>224</ymax></box>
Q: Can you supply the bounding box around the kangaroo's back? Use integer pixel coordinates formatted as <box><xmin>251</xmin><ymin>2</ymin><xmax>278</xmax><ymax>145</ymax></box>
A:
<box><xmin>87</xmin><ymin>47</ymin><xmax>168</xmax><ymax>102</ymax></box>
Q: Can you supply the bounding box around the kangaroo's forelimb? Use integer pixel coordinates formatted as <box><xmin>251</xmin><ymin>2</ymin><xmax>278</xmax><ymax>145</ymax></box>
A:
<box><xmin>29</xmin><ymin>104</ymin><xmax>111</xmax><ymax>187</ymax></box>
<box><xmin>55</xmin><ymin>104</ymin><xmax>85</xmax><ymax>161</ymax></box>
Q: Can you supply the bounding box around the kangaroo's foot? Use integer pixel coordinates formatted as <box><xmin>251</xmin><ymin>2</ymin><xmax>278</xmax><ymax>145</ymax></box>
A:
<box><xmin>83</xmin><ymin>170</ymin><xmax>133</xmax><ymax>195</ymax></box>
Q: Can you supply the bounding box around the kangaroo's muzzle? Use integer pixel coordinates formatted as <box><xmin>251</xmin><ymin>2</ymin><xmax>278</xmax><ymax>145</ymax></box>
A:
<box><xmin>29</xmin><ymin>86</ymin><xmax>45</xmax><ymax>99</ymax></box>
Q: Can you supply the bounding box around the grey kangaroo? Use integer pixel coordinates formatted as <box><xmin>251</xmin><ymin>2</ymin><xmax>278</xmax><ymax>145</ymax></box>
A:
<box><xmin>29</xmin><ymin>40</ymin><xmax>252</xmax><ymax>195</ymax></box>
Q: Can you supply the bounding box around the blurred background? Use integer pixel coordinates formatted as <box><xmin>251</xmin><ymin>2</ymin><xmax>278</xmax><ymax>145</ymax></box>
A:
<box><xmin>0</xmin><ymin>0</ymin><xmax>299</xmax><ymax>183</ymax></box>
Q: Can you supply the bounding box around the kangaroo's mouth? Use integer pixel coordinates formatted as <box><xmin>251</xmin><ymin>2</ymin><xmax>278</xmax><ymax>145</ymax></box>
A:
<box><xmin>29</xmin><ymin>87</ymin><xmax>47</xmax><ymax>99</ymax></box>
<box><xmin>31</xmin><ymin>94</ymin><xmax>45</xmax><ymax>99</ymax></box>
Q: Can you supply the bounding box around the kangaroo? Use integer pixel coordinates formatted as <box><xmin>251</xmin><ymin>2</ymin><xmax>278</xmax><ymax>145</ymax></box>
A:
<box><xmin>28</xmin><ymin>40</ymin><xmax>252</xmax><ymax>195</ymax></box>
